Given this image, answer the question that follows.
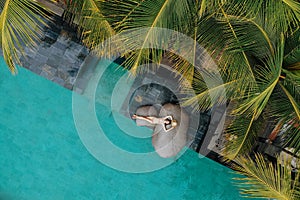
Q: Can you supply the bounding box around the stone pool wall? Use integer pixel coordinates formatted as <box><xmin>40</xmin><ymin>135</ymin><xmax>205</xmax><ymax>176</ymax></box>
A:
<box><xmin>19</xmin><ymin>15</ymin><xmax>88</xmax><ymax>90</ymax></box>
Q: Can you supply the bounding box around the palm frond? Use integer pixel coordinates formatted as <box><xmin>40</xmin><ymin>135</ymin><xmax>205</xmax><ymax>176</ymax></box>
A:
<box><xmin>196</xmin><ymin>0</ymin><xmax>222</xmax><ymax>17</ymax></box>
<box><xmin>103</xmin><ymin>0</ymin><xmax>147</xmax><ymax>31</ymax></box>
<box><xmin>262</xmin><ymin>94</ymin><xmax>300</xmax><ymax>153</ymax></box>
<box><xmin>279</xmin><ymin>83</ymin><xmax>300</xmax><ymax>120</ymax></box>
<box><xmin>260</xmin><ymin>0</ymin><xmax>300</xmax><ymax>35</ymax></box>
<box><xmin>219</xmin><ymin>0</ymin><xmax>274</xmax><ymax>53</ymax></box>
<box><xmin>282</xmin><ymin>0</ymin><xmax>300</xmax><ymax>22</ymax></box>
<box><xmin>232</xmin><ymin>35</ymin><xmax>285</xmax><ymax>119</ymax></box>
<box><xmin>233</xmin><ymin>153</ymin><xmax>299</xmax><ymax>199</ymax></box>
<box><xmin>181</xmin><ymin>72</ymin><xmax>258</xmax><ymax>112</ymax></box>
<box><xmin>165</xmin><ymin>53</ymin><xmax>195</xmax><ymax>84</ymax></box>
<box><xmin>182</xmin><ymin>79</ymin><xmax>233</xmax><ymax>112</ymax></box>
<box><xmin>225</xmin><ymin>14</ymin><xmax>275</xmax><ymax>56</ymax></box>
<box><xmin>284</xmin><ymin>28</ymin><xmax>300</xmax><ymax>68</ymax></box>
<box><xmin>195</xmin><ymin>16</ymin><xmax>228</xmax><ymax>58</ymax></box>
<box><xmin>211</xmin><ymin>7</ymin><xmax>263</xmax><ymax>97</ymax></box>
<box><xmin>218</xmin><ymin>6</ymin><xmax>256</xmax><ymax>78</ymax></box>
<box><xmin>219</xmin><ymin>0</ymin><xmax>262</xmax><ymax>18</ymax></box>
<box><xmin>266</xmin><ymin>88</ymin><xmax>300</xmax><ymax>153</ymax></box>
<box><xmin>0</xmin><ymin>0</ymin><xmax>48</xmax><ymax>73</ymax></box>
<box><xmin>282</xmin><ymin>121</ymin><xmax>300</xmax><ymax>154</ymax></box>
<box><xmin>114</xmin><ymin>0</ymin><xmax>194</xmax><ymax>31</ymax></box>
<box><xmin>232</xmin><ymin>72</ymin><xmax>278</xmax><ymax>119</ymax></box>
<box><xmin>101</xmin><ymin>0</ymin><xmax>195</xmax><ymax>75</ymax></box>
<box><xmin>64</xmin><ymin>0</ymin><xmax>115</xmax><ymax>51</ymax></box>
<box><xmin>282</xmin><ymin>69</ymin><xmax>300</xmax><ymax>101</ymax></box>
<box><xmin>279</xmin><ymin>71</ymin><xmax>300</xmax><ymax>120</ymax></box>
<box><xmin>220</xmin><ymin>0</ymin><xmax>299</xmax><ymax>51</ymax></box>
<box><xmin>165</xmin><ymin>13</ymin><xmax>230</xmax><ymax>85</ymax></box>
<box><xmin>268</xmin><ymin>88</ymin><xmax>298</xmax><ymax>120</ymax></box>
<box><xmin>221</xmin><ymin>112</ymin><xmax>256</xmax><ymax>160</ymax></box>
<box><xmin>179</xmin><ymin>16</ymin><xmax>265</xmax><ymax>112</ymax></box>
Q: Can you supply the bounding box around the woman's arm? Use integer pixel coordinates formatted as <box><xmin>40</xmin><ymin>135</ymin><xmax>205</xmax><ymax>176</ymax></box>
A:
<box><xmin>164</xmin><ymin>125</ymin><xmax>175</xmax><ymax>132</ymax></box>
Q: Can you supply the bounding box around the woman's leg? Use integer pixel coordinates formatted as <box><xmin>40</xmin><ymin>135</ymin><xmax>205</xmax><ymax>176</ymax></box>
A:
<box><xmin>132</xmin><ymin>115</ymin><xmax>155</xmax><ymax>124</ymax></box>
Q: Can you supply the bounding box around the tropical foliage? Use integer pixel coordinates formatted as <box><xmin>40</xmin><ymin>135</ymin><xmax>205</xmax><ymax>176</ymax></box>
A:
<box><xmin>0</xmin><ymin>0</ymin><xmax>50</xmax><ymax>73</ymax></box>
<box><xmin>233</xmin><ymin>153</ymin><xmax>300</xmax><ymax>200</ymax></box>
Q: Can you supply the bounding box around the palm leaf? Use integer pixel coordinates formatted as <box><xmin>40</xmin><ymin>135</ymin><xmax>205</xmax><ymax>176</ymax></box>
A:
<box><xmin>114</xmin><ymin>0</ymin><xmax>194</xmax><ymax>31</ymax></box>
<box><xmin>233</xmin><ymin>153</ymin><xmax>299</xmax><ymax>199</ymax></box>
<box><xmin>221</xmin><ymin>112</ymin><xmax>257</xmax><ymax>160</ymax></box>
<box><xmin>101</xmin><ymin>0</ymin><xmax>195</xmax><ymax>75</ymax></box>
<box><xmin>232</xmin><ymin>35</ymin><xmax>285</xmax><ymax>119</ymax></box>
<box><xmin>279</xmin><ymin>84</ymin><xmax>300</xmax><ymax>120</ymax></box>
<box><xmin>279</xmin><ymin>71</ymin><xmax>300</xmax><ymax>120</ymax></box>
<box><xmin>282</xmin><ymin>121</ymin><xmax>300</xmax><ymax>154</ymax></box>
<box><xmin>218</xmin><ymin>0</ymin><xmax>299</xmax><ymax>58</ymax></box>
<box><xmin>0</xmin><ymin>0</ymin><xmax>48</xmax><ymax>73</ymax></box>
<box><xmin>210</xmin><ymin>6</ymin><xmax>262</xmax><ymax>97</ymax></box>
<box><xmin>232</xmin><ymin>72</ymin><xmax>278</xmax><ymax>119</ymax></box>
<box><xmin>64</xmin><ymin>0</ymin><xmax>115</xmax><ymax>51</ymax></box>
<box><xmin>165</xmin><ymin>11</ymin><xmax>230</xmax><ymax>85</ymax></box>
<box><xmin>219</xmin><ymin>0</ymin><xmax>262</xmax><ymax>18</ymax></box>
<box><xmin>181</xmin><ymin>12</ymin><xmax>270</xmax><ymax>111</ymax></box>
<box><xmin>181</xmin><ymin>71</ymin><xmax>258</xmax><ymax>112</ymax></box>
<box><xmin>267</xmin><ymin>89</ymin><xmax>300</xmax><ymax>153</ymax></box>
<box><xmin>284</xmin><ymin>29</ymin><xmax>300</xmax><ymax>68</ymax></box>
<box><xmin>218</xmin><ymin>6</ymin><xmax>256</xmax><ymax>79</ymax></box>
<box><xmin>268</xmin><ymin>88</ymin><xmax>298</xmax><ymax>120</ymax></box>
<box><xmin>259</xmin><ymin>0</ymin><xmax>300</xmax><ymax>35</ymax></box>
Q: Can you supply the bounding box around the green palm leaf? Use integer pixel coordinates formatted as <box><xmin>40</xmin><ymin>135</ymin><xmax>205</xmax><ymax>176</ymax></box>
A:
<box><xmin>233</xmin><ymin>153</ymin><xmax>300</xmax><ymax>199</ymax></box>
<box><xmin>181</xmin><ymin>72</ymin><xmax>257</xmax><ymax>112</ymax></box>
<box><xmin>280</xmin><ymin>70</ymin><xmax>300</xmax><ymax>120</ymax></box>
<box><xmin>218</xmin><ymin>6</ymin><xmax>256</xmax><ymax>79</ymax></box>
<box><xmin>267</xmin><ymin>91</ymin><xmax>300</xmax><ymax>153</ymax></box>
<box><xmin>0</xmin><ymin>0</ymin><xmax>48</xmax><ymax>73</ymax></box>
<box><xmin>268</xmin><ymin>89</ymin><xmax>298</xmax><ymax>120</ymax></box>
<box><xmin>64</xmin><ymin>0</ymin><xmax>115</xmax><ymax>51</ymax></box>
<box><xmin>232</xmin><ymin>35</ymin><xmax>285</xmax><ymax>119</ymax></box>
<box><xmin>221</xmin><ymin>112</ymin><xmax>257</xmax><ymax>160</ymax></box>
<box><xmin>284</xmin><ymin>29</ymin><xmax>300</xmax><ymax>68</ymax></box>
<box><xmin>99</xmin><ymin>0</ymin><xmax>195</xmax><ymax>74</ymax></box>
<box><xmin>285</xmin><ymin>124</ymin><xmax>300</xmax><ymax>153</ymax></box>
<box><xmin>258</xmin><ymin>0</ymin><xmax>300</xmax><ymax>35</ymax></box>
<box><xmin>114</xmin><ymin>0</ymin><xmax>194</xmax><ymax>31</ymax></box>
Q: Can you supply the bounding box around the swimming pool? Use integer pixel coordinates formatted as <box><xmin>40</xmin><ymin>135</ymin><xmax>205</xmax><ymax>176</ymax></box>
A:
<box><xmin>0</xmin><ymin>57</ymin><xmax>243</xmax><ymax>199</ymax></box>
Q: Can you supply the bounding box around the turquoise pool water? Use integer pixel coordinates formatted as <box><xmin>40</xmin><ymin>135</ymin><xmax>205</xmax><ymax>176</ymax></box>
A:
<box><xmin>0</xmin><ymin>57</ymin><xmax>243</xmax><ymax>200</ymax></box>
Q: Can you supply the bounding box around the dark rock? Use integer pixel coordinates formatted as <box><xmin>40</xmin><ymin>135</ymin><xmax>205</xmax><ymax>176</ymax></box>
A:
<box><xmin>67</xmin><ymin>68</ymin><xmax>78</xmax><ymax>77</ymax></box>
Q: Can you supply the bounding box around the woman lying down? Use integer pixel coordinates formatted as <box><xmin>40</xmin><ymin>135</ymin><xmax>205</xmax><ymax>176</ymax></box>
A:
<box><xmin>132</xmin><ymin>114</ymin><xmax>178</xmax><ymax>132</ymax></box>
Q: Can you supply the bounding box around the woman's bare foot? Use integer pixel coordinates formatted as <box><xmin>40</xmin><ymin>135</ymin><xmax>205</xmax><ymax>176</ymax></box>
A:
<box><xmin>132</xmin><ymin>114</ymin><xmax>137</xmax><ymax>119</ymax></box>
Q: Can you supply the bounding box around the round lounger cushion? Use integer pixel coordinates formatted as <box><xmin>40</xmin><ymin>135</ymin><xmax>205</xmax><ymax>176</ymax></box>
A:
<box><xmin>135</xmin><ymin>105</ymin><xmax>158</xmax><ymax>128</ymax></box>
<box><xmin>152</xmin><ymin>103</ymin><xmax>189</xmax><ymax>158</ymax></box>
